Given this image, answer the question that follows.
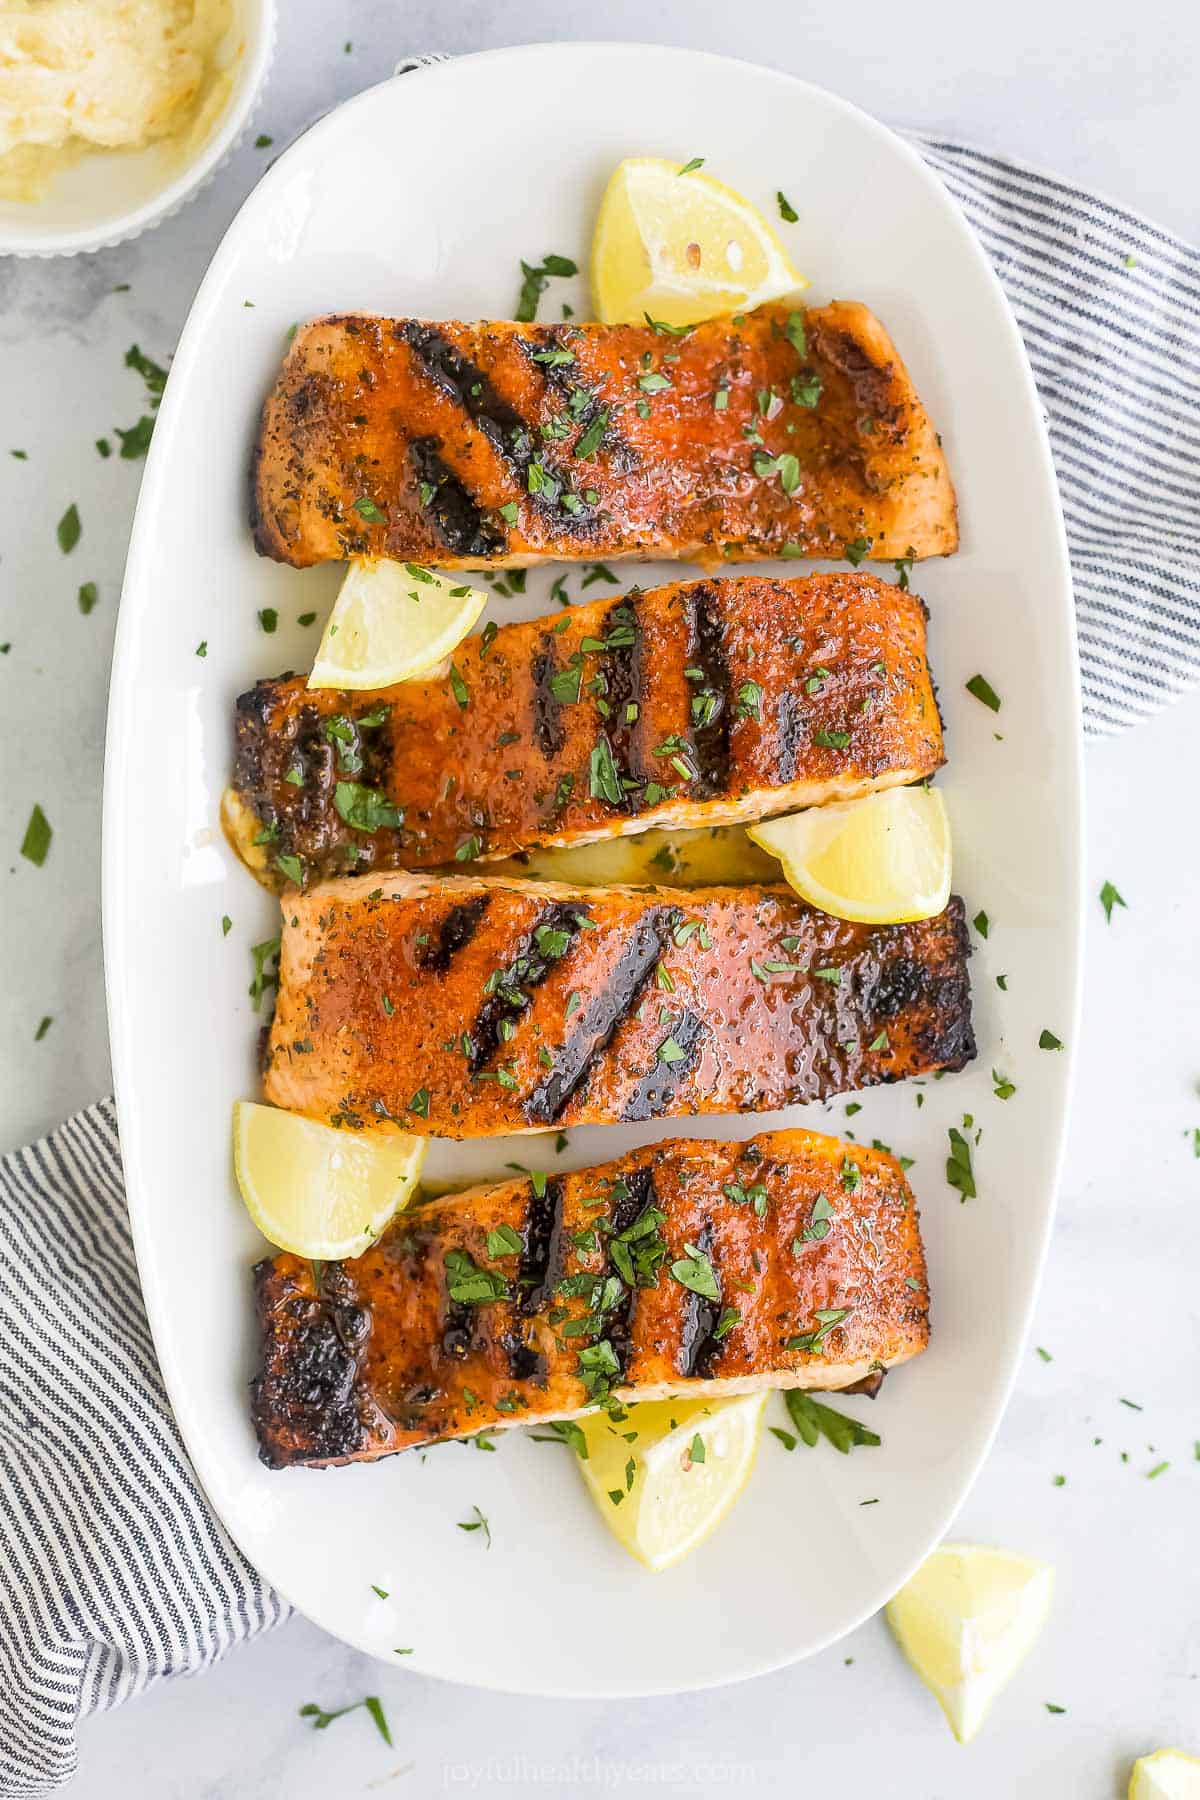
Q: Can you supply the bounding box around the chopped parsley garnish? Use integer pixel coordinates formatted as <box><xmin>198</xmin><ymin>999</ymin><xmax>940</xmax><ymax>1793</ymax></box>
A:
<box><xmin>784</xmin><ymin>311</ymin><xmax>807</xmax><ymax>357</ymax></box>
<box><xmin>777</xmin><ymin>190</ymin><xmax>799</xmax><ymax>222</ymax></box>
<box><xmin>588</xmin><ymin>735</ymin><xmax>623</xmax><ymax>804</ymax></box>
<box><xmin>221</xmin><ymin>915</ymin><xmax>232</xmax><ymax>937</ymax></box>
<box><xmin>448</xmin><ymin>663</ymin><xmax>470</xmax><ymax>709</ymax></box>
<box><xmin>19</xmin><ymin>803</ymin><xmax>51</xmax><ymax>866</ymax></box>
<box><xmin>445</xmin><ymin>1250</ymin><xmax>508</xmax><ymax>1306</ymax></box>
<box><xmin>78</xmin><ymin>581</ymin><xmax>98</xmax><ymax>615</ymax></box>
<box><xmin>677</xmin><ymin>156</ymin><xmax>705</xmax><ymax>175</ymax></box>
<box><xmin>255</xmin><ymin>133</ymin><xmax>273</xmax><ymax>148</ymax></box>
<box><xmin>258</xmin><ymin>607</ymin><xmax>278</xmax><ymax>634</ymax></box>
<box><xmin>276</xmin><ymin>854</ymin><xmax>303</xmax><ymax>886</ymax></box>
<box><xmin>800</xmin><ymin>1192</ymin><xmax>833</xmax><ymax>1242</ymax></box>
<box><xmin>973</xmin><ymin>910</ymin><xmax>989</xmax><ymax>938</ymax></box>
<box><xmin>514</xmin><ymin>253</ymin><xmax>578</xmax><ymax>322</ymax></box>
<box><xmin>843</xmin><ymin>536</ymin><xmax>873</xmax><ymax>566</ymax></box>
<box><xmin>56</xmin><ymin>504</ymin><xmax>81</xmax><ymax>554</ymax></box>
<box><xmin>786</xmin><ymin>1307</ymin><xmax>851</xmax><ymax>1353</ymax></box>
<box><xmin>408</xmin><ymin>1088</ymin><xmax>430</xmax><ymax>1118</ymax></box>
<box><xmin>644</xmin><ymin>313</ymin><xmax>693</xmax><ymax>336</ymax></box>
<box><xmin>498</xmin><ymin>500</ymin><xmax>520</xmax><ymax>525</ymax></box>
<box><xmin>529</xmin><ymin>1419</ymin><xmax>589</xmax><ymax>1458</ymax></box>
<box><xmin>992</xmin><ymin>1069</ymin><xmax>1016</xmax><ymax>1100</ymax></box>
<box><xmin>455</xmin><ymin>835</ymin><xmax>483</xmax><ymax>862</ymax></box>
<box><xmin>550</xmin><ymin>662</ymin><xmax>583</xmax><ymax>704</ymax></box>
<box><xmin>669</xmin><ymin>1242</ymin><xmax>720</xmax><ymax>1300</ymax></box>
<box><xmin>965</xmin><ymin>672</ymin><xmax>1002</xmax><ymax>712</ymax></box>
<box><xmin>34</xmin><ymin>1015</ymin><xmax>52</xmax><ymax>1041</ymax></box>
<box><xmin>248</xmin><ymin>937</ymin><xmax>280</xmax><ymax>1011</ymax></box>
<box><xmin>752</xmin><ymin>449</ymin><xmax>800</xmax><ymax>494</ymax></box>
<box><xmin>352</xmin><ymin>496</ymin><xmax>386</xmax><ymax>523</ymax></box>
<box><xmin>299</xmin><ymin>1696</ymin><xmax>392</xmax><ymax>1745</ymax></box>
<box><xmin>1099</xmin><ymin>880</ymin><xmax>1127</xmax><ymax>923</ymax></box>
<box><xmin>783</xmin><ymin>1389</ymin><xmax>880</xmax><ymax>1452</ymax></box>
<box><xmin>574</xmin><ymin>409</ymin><xmax>609</xmax><ymax>460</ymax></box>
<box><xmin>812</xmin><ymin>729</ymin><xmax>851</xmax><ymax>749</ymax></box>
<box><xmin>735</xmin><ymin>679</ymin><xmax>763</xmax><ymax>720</ymax></box>
<box><xmin>946</xmin><ymin>1123</ymin><xmax>976</xmax><ymax>1200</ymax></box>
<box><xmin>333</xmin><ymin>782</ymin><xmax>403</xmax><ymax>833</ymax></box>
<box><xmin>1038</xmin><ymin>1028</ymin><xmax>1064</xmax><ymax>1051</ymax></box>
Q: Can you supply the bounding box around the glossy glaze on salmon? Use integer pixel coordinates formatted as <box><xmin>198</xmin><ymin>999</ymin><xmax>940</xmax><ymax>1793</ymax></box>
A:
<box><xmin>262</xmin><ymin>872</ymin><xmax>974</xmax><ymax>1138</ymax></box>
<box><xmin>251</xmin><ymin>1129</ymin><xmax>929</xmax><ymax>1468</ymax></box>
<box><xmin>251</xmin><ymin>303</ymin><xmax>957</xmax><ymax>570</ymax></box>
<box><xmin>230</xmin><ymin>573</ymin><xmax>944</xmax><ymax>888</ymax></box>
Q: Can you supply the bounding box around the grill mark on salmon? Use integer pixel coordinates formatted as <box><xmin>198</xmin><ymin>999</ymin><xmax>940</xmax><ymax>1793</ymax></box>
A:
<box><xmin>686</xmin><ymin>583</ymin><xmax>733</xmax><ymax>798</ymax></box>
<box><xmin>516</xmin><ymin>1175</ymin><xmax>567</xmax><ymax>1318</ymax></box>
<box><xmin>230</xmin><ymin>573</ymin><xmax>944</xmax><ymax>889</ymax></box>
<box><xmin>677</xmin><ymin>1222</ymin><xmax>723</xmax><ymax>1380</ymax></box>
<box><xmin>250</xmin><ymin>1130</ymin><xmax>930</xmax><ymax>1467</ymax></box>
<box><xmin>774</xmin><ymin>687</ymin><xmax>805</xmax><ymax>784</ymax></box>
<box><xmin>400</xmin><ymin>320</ymin><xmax>600</xmax><ymax>539</ymax></box>
<box><xmin>530</xmin><ymin>639</ymin><xmax>566</xmax><ymax>759</ymax></box>
<box><xmin>467</xmin><ymin>900</ymin><xmax>587</xmax><ymax>1073</ymax></box>
<box><xmin>522</xmin><ymin>903</ymin><xmax>681</xmax><ymax>1124</ymax></box>
<box><xmin>599</xmin><ymin>599</ymin><xmax>646</xmax><ymax>802</ymax></box>
<box><xmin>262</xmin><ymin>872</ymin><xmax>975</xmax><ymax>1138</ymax></box>
<box><xmin>251</xmin><ymin>304</ymin><xmax>957</xmax><ymax>569</ymax></box>
<box><xmin>416</xmin><ymin>894</ymin><xmax>491</xmax><ymax>975</ymax></box>
<box><xmin>407</xmin><ymin>436</ymin><xmax>503</xmax><ymax>558</ymax></box>
<box><xmin>605</xmin><ymin>1166</ymin><xmax>655</xmax><ymax>1372</ymax></box>
<box><xmin>620</xmin><ymin>1008</ymin><xmax>708</xmax><ymax>1123</ymax></box>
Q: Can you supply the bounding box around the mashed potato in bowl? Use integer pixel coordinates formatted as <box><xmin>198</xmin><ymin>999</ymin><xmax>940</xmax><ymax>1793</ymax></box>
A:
<box><xmin>0</xmin><ymin>0</ymin><xmax>232</xmax><ymax>201</ymax></box>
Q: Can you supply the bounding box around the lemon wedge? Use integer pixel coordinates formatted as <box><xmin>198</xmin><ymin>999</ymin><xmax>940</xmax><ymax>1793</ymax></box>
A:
<box><xmin>232</xmin><ymin>1100</ymin><xmax>426</xmax><ymax>1258</ymax></box>
<box><xmin>748</xmin><ymin>787</ymin><xmax>952</xmax><ymax>924</ymax></box>
<box><xmin>308</xmin><ymin>559</ymin><xmax>487</xmax><ymax>691</ymax></box>
<box><xmin>885</xmin><ymin>1543</ymin><xmax>1054</xmax><ymax>1743</ymax></box>
<box><xmin>577</xmin><ymin>1392</ymin><xmax>766</xmax><ymax>1571</ymax></box>
<box><xmin>1131</xmin><ymin>1751</ymin><xmax>1200</xmax><ymax>1799</ymax></box>
<box><xmin>591</xmin><ymin>156</ymin><xmax>808</xmax><ymax>328</ymax></box>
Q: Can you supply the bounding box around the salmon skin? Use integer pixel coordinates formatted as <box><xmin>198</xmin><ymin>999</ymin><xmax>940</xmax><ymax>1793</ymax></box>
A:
<box><xmin>262</xmin><ymin>872</ymin><xmax>974</xmax><ymax>1138</ymax></box>
<box><xmin>251</xmin><ymin>1129</ymin><xmax>929</xmax><ymax>1468</ymax></box>
<box><xmin>231</xmin><ymin>572</ymin><xmax>944</xmax><ymax>888</ymax></box>
<box><xmin>250</xmin><ymin>302</ymin><xmax>957</xmax><ymax>569</ymax></box>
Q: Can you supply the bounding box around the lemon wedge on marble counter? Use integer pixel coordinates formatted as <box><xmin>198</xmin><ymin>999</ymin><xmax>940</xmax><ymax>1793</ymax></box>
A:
<box><xmin>885</xmin><ymin>1543</ymin><xmax>1054</xmax><ymax>1743</ymax></box>
<box><xmin>1130</xmin><ymin>1750</ymin><xmax>1200</xmax><ymax>1799</ymax></box>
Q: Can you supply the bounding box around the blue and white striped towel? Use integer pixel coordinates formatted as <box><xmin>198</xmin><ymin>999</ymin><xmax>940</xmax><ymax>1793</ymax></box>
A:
<box><xmin>1</xmin><ymin>124</ymin><xmax>1198</xmax><ymax>1799</ymax></box>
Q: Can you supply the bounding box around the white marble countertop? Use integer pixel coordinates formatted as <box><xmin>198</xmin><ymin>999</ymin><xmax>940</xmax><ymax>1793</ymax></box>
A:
<box><xmin>3</xmin><ymin>3</ymin><xmax>1198</xmax><ymax>1795</ymax></box>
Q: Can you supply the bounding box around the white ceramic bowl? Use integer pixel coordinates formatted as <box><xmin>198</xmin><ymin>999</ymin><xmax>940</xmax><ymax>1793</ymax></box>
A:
<box><xmin>0</xmin><ymin>0</ymin><xmax>275</xmax><ymax>258</ymax></box>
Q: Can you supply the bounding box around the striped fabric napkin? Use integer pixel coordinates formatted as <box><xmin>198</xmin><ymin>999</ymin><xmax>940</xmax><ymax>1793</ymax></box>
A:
<box><xmin>1</xmin><ymin>107</ymin><xmax>1197</xmax><ymax>1798</ymax></box>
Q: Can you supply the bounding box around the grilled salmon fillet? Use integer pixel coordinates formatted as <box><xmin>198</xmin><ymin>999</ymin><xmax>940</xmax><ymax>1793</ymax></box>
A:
<box><xmin>251</xmin><ymin>302</ymin><xmax>957</xmax><ymax>569</ymax></box>
<box><xmin>262</xmin><ymin>872</ymin><xmax>974</xmax><ymax>1136</ymax></box>
<box><xmin>251</xmin><ymin>1129</ymin><xmax>929</xmax><ymax>1468</ymax></box>
<box><xmin>230</xmin><ymin>573</ymin><xmax>944</xmax><ymax>888</ymax></box>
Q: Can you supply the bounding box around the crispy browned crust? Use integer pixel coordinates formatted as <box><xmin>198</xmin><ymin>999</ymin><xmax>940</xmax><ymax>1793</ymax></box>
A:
<box><xmin>251</xmin><ymin>1129</ymin><xmax>929</xmax><ymax>1469</ymax></box>
<box><xmin>250</xmin><ymin>303</ymin><xmax>957</xmax><ymax>569</ymax></box>
<box><xmin>262</xmin><ymin>872</ymin><xmax>974</xmax><ymax>1137</ymax></box>
<box><xmin>232</xmin><ymin>573</ymin><xmax>944</xmax><ymax>887</ymax></box>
